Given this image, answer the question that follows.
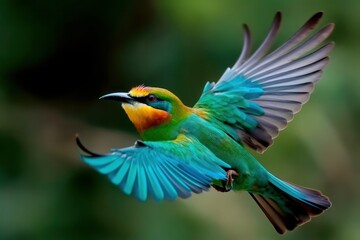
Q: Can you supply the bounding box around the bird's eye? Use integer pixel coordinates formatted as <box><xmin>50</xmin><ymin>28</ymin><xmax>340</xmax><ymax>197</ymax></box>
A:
<box><xmin>147</xmin><ymin>94</ymin><xmax>157</xmax><ymax>102</ymax></box>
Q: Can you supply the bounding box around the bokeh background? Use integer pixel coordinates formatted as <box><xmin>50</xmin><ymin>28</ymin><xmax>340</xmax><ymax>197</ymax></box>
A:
<box><xmin>1</xmin><ymin>0</ymin><xmax>359</xmax><ymax>239</ymax></box>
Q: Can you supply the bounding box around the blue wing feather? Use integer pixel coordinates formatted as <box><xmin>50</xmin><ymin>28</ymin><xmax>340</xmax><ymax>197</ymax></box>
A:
<box><xmin>153</xmin><ymin>163</ymin><xmax>178</xmax><ymax>200</ymax></box>
<box><xmin>158</xmin><ymin>162</ymin><xmax>192</xmax><ymax>199</ymax></box>
<box><xmin>98</xmin><ymin>158</ymin><xmax>123</xmax><ymax>174</ymax></box>
<box><xmin>83</xmin><ymin>154</ymin><xmax>118</xmax><ymax>166</ymax></box>
<box><xmin>165</xmin><ymin>160</ymin><xmax>209</xmax><ymax>192</ymax></box>
<box><xmin>123</xmin><ymin>159</ymin><xmax>137</xmax><ymax>195</ymax></box>
<box><xmin>135</xmin><ymin>164</ymin><xmax>148</xmax><ymax>201</ymax></box>
<box><xmin>78</xmin><ymin>134</ymin><xmax>228</xmax><ymax>201</ymax></box>
<box><xmin>111</xmin><ymin>159</ymin><xmax>130</xmax><ymax>185</ymax></box>
<box><xmin>144</xmin><ymin>164</ymin><xmax>164</xmax><ymax>201</ymax></box>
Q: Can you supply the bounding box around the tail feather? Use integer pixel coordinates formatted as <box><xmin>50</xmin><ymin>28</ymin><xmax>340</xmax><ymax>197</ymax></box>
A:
<box><xmin>250</xmin><ymin>174</ymin><xmax>331</xmax><ymax>234</ymax></box>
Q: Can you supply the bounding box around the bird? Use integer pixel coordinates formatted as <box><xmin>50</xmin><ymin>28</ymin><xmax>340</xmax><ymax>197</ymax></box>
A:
<box><xmin>77</xmin><ymin>12</ymin><xmax>334</xmax><ymax>234</ymax></box>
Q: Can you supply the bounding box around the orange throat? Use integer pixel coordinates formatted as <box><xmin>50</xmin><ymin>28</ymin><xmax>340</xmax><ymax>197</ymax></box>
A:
<box><xmin>122</xmin><ymin>103</ymin><xmax>171</xmax><ymax>132</ymax></box>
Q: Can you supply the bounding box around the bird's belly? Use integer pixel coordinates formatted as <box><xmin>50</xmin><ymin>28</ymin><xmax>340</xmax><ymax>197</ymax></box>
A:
<box><xmin>183</xmin><ymin>117</ymin><xmax>267</xmax><ymax>190</ymax></box>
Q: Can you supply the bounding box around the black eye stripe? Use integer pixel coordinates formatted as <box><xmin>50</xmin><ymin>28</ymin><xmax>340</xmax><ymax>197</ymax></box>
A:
<box><xmin>132</xmin><ymin>95</ymin><xmax>164</xmax><ymax>104</ymax></box>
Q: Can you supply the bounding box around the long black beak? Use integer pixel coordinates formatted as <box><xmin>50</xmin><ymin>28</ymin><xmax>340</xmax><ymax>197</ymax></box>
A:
<box><xmin>99</xmin><ymin>92</ymin><xmax>134</xmax><ymax>103</ymax></box>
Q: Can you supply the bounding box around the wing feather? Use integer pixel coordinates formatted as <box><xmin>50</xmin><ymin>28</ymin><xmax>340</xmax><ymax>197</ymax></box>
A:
<box><xmin>237</xmin><ymin>12</ymin><xmax>282</xmax><ymax>74</ymax></box>
<box><xmin>194</xmin><ymin>12</ymin><xmax>334</xmax><ymax>153</ymax></box>
<box><xmin>110</xmin><ymin>159</ymin><xmax>130</xmax><ymax>185</ymax></box>
<box><xmin>245</xmin><ymin>12</ymin><xmax>324</xmax><ymax>75</ymax></box>
<box><xmin>143</xmin><ymin>164</ymin><xmax>164</xmax><ymax>201</ymax></box>
<box><xmin>233</xmin><ymin>24</ymin><xmax>252</xmax><ymax>68</ymax></box>
<box><xmin>77</xmin><ymin>135</ymin><xmax>230</xmax><ymax>201</ymax></box>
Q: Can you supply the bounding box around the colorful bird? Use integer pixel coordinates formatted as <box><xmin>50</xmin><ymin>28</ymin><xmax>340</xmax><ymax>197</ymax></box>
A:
<box><xmin>77</xmin><ymin>12</ymin><xmax>334</xmax><ymax>234</ymax></box>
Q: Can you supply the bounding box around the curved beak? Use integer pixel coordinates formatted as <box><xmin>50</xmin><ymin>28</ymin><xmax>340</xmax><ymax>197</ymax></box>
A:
<box><xmin>99</xmin><ymin>92</ymin><xmax>134</xmax><ymax>104</ymax></box>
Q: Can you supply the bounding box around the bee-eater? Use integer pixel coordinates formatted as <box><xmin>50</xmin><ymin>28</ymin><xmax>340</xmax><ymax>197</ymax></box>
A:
<box><xmin>77</xmin><ymin>12</ymin><xmax>334</xmax><ymax>234</ymax></box>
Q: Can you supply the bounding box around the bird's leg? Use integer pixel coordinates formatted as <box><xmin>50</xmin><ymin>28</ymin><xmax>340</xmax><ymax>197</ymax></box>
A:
<box><xmin>212</xmin><ymin>169</ymin><xmax>239</xmax><ymax>192</ymax></box>
<box><xmin>226</xmin><ymin>169</ymin><xmax>239</xmax><ymax>190</ymax></box>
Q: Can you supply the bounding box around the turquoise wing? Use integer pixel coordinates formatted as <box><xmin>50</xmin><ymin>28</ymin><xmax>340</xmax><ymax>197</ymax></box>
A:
<box><xmin>194</xmin><ymin>12</ymin><xmax>334</xmax><ymax>153</ymax></box>
<box><xmin>76</xmin><ymin>135</ymin><xmax>230</xmax><ymax>201</ymax></box>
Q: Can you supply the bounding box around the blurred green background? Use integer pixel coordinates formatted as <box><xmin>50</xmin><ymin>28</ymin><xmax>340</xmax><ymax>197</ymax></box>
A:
<box><xmin>0</xmin><ymin>0</ymin><xmax>359</xmax><ymax>239</ymax></box>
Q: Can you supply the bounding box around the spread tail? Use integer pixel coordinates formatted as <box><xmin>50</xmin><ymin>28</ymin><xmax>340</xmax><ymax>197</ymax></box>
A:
<box><xmin>249</xmin><ymin>173</ymin><xmax>331</xmax><ymax>234</ymax></box>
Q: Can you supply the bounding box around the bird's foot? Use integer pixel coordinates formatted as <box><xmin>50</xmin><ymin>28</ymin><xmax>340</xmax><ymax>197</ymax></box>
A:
<box><xmin>226</xmin><ymin>169</ymin><xmax>239</xmax><ymax>190</ymax></box>
<box><xmin>212</xmin><ymin>169</ymin><xmax>239</xmax><ymax>192</ymax></box>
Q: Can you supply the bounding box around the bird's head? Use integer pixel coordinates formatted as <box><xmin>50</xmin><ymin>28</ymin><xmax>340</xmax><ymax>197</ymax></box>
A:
<box><xmin>100</xmin><ymin>85</ymin><xmax>191</xmax><ymax>134</ymax></box>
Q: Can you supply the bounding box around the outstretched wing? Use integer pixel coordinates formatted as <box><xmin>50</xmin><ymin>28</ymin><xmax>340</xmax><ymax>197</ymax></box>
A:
<box><xmin>76</xmin><ymin>134</ymin><xmax>230</xmax><ymax>201</ymax></box>
<box><xmin>194</xmin><ymin>12</ymin><xmax>334</xmax><ymax>153</ymax></box>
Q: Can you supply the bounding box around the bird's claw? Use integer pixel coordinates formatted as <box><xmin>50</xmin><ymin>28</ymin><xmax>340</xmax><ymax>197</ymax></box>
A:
<box><xmin>212</xmin><ymin>169</ymin><xmax>239</xmax><ymax>192</ymax></box>
<box><xmin>226</xmin><ymin>169</ymin><xmax>239</xmax><ymax>189</ymax></box>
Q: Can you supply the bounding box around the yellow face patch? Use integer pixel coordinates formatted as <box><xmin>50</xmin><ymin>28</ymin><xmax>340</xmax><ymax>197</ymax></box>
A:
<box><xmin>122</xmin><ymin>102</ymin><xmax>171</xmax><ymax>132</ymax></box>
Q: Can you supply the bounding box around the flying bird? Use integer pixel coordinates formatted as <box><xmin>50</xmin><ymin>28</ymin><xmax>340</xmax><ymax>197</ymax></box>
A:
<box><xmin>77</xmin><ymin>12</ymin><xmax>334</xmax><ymax>234</ymax></box>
